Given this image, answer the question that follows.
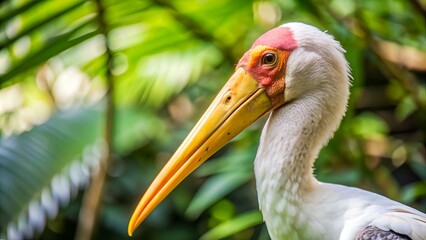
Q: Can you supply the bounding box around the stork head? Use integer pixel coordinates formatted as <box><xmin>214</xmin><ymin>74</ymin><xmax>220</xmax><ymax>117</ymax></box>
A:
<box><xmin>128</xmin><ymin>22</ymin><xmax>349</xmax><ymax>236</ymax></box>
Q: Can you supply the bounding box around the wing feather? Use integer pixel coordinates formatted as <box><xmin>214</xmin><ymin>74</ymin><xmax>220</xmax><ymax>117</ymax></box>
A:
<box><xmin>369</xmin><ymin>208</ymin><xmax>426</xmax><ymax>240</ymax></box>
<box><xmin>356</xmin><ymin>225</ymin><xmax>411</xmax><ymax>240</ymax></box>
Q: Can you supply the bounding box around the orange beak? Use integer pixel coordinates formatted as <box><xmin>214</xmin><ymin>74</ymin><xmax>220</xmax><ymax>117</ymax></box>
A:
<box><xmin>128</xmin><ymin>67</ymin><xmax>276</xmax><ymax>236</ymax></box>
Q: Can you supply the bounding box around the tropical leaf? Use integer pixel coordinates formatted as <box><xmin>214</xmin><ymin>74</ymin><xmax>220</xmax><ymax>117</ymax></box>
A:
<box><xmin>0</xmin><ymin>98</ymin><xmax>172</xmax><ymax>239</ymax></box>
<box><xmin>185</xmin><ymin>148</ymin><xmax>255</xmax><ymax>219</ymax></box>
<box><xmin>185</xmin><ymin>172</ymin><xmax>252</xmax><ymax>219</ymax></box>
<box><xmin>0</xmin><ymin>0</ymin><xmax>87</xmax><ymax>50</ymax></box>
<box><xmin>0</xmin><ymin>18</ymin><xmax>99</xmax><ymax>86</ymax></box>
<box><xmin>0</xmin><ymin>0</ymin><xmax>43</xmax><ymax>27</ymax></box>
<box><xmin>401</xmin><ymin>182</ymin><xmax>426</xmax><ymax>204</ymax></box>
<box><xmin>113</xmin><ymin>105</ymin><xmax>166</xmax><ymax>154</ymax></box>
<box><xmin>200</xmin><ymin>210</ymin><xmax>263</xmax><ymax>240</ymax></box>
<box><xmin>0</xmin><ymin>105</ymin><xmax>105</xmax><ymax>239</ymax></box>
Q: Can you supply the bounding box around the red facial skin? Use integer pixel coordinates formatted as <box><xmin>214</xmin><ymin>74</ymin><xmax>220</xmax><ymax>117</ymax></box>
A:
<box><xmin>236</xmin><ymin>27</ymin><xmax>298</xmax><ymax>107</ymax></box>
<box><xmin>252</xmin><ymin>27</ymin><xmax>298</xmax><ymax>50</ymax></box>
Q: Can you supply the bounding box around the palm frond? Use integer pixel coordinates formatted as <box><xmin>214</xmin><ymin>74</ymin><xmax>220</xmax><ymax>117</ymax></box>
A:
<box><xmin>0</xmin><ymin>105</ymin><xmax>105</xmax><ymax>239</ymax></box>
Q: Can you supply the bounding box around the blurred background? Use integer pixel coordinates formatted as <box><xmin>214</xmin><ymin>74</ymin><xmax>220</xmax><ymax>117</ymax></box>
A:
<box><xmin>0</xmin><ymin>0</ymin><xmax>425</xmax><ymax>239</ymax></box>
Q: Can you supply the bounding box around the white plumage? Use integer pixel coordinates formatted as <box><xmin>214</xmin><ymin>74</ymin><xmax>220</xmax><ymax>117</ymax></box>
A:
<box><xmin>254</xmin><ymin>22</ymin><xmax>426</xmax><ymax>240</ymax></box>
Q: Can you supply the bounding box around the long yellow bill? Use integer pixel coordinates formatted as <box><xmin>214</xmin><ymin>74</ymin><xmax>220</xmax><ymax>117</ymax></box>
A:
<box><xmin>128</xmin><ymin>67</ymin><xmax>274</xmax><ymax>236</ymax></box>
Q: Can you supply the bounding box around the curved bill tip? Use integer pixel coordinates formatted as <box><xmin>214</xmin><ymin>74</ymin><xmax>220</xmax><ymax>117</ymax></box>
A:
<box><xmin>128</xmin><ymin>226</ymin><xmax>134</xmax><ymax>237</ymax></box>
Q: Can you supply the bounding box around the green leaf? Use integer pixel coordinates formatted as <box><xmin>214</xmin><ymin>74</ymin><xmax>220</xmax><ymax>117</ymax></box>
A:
<box><xmin>0</xmin><ymin>105</ymin><xmax>104</xmax><ymax>238</ymax></box>
<box><xmin>113</xmin><ymin>106</ymin><xmax>165</xmax><ymax>154</ymax></box>
<box><xmin>0</xmin><ymin>0</ymin><xmax>87</xmax><ymax>49</ymax></box>
<box><xmin>410</xmin><ymin>160</ymin><xmax>426</xmax><ymax>180</ymax></box>
<box><xmin>0</xmin><ymin>0</ymin><xmax>43</xmax><ymax>27</ymax></box>
<box><xmin>395</xmin><ymin>96</ymin><xmax>417</xmax><ymax>122</ymax></box>
<box><xmin>316</xmin><ymin>169</ymin><xmax>361</xmax><ymax>185</ymax></box>
<box><xmin>200</xmin><ymin>211</ymin><xmax>263</xmax><ymax>240</ymax></box>
<box><xmin>401</xmin><ymin>182</ymin><xmax>426</xmax><ymax>204</ymax></box>
<box><xmin>196</xmin><ymin>150</ymin><xmax>254</xmax><ymax>177</ymax></box>
<box><xmin>0</xmin><ymin>18</ymin><xmax>98</xmax><ymax>87</ymax></box>
<box><xmin>185</xmin><ymin>171</ymin><xmax>251</xmax><ymax>219</ymax></box>
<box><xmin>351</xmin><ymin>112</ymin><xmax>389</xmax><ymax>139</ymax></box>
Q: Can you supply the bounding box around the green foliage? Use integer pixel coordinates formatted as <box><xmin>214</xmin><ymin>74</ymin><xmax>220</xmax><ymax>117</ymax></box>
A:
<box><xmin>0</xmin><ymin>0</ymin><xmax>425</xmax><ymax>239</ymax></box>
<box><xmin>113</xmin><ymin>106</ymin><xmax>166</xmax><ymax>154</ymax></box>
<box><xmin>0</xmin><ymin>106</ymin><xmax>104</xmax><ymax>238</ymax></box>
<box><xmin>352</xmin><ymin>112</ymin><xmax>389</xmax><ymax>139</ymax></box>
<box><xmin>200</xmin><ymin>211</ymin><xmax>263</xmax><ymax>240</ymax></box>
<box><xmin>185</xmin><ymin>140</ymin><xmax>258</xmax><ymax>221</ymax></box>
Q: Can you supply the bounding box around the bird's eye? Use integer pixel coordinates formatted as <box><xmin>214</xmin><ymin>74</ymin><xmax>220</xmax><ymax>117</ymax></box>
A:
<box><xmin>261</xmin><ymin>52</ymin><xmax>277</xmax><ymax>66</ymax></box>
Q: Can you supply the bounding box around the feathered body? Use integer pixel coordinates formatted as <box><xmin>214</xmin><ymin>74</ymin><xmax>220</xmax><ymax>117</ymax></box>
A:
<box><xmin>254</xmin><ymin>23</ymin><xmax>426</xmax><ymax>240</ymax></box>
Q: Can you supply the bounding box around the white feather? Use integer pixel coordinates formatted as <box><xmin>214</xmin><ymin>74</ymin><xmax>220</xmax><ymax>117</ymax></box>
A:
<box><xmin>254</xmin><ymin>22</ymin><xmax>426</xmax><ymax>240</ymax></box>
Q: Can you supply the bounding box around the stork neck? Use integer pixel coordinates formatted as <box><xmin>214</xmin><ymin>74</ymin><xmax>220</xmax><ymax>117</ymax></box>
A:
<box><xmin>254</xmin><ymin>96</ymin><xmax>337</xmax><ymax>239</ymax></box>
<box><xmin>256</xmin><ymin>97</ymin><xmax>328</xmax><ymax>191</ymax></box>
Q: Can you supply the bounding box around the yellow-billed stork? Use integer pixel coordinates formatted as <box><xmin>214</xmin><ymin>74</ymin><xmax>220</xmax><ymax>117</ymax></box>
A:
<box><xmin>128</xmin><ymin>22</ymin><xmax>426</xmax><ymax>240</ymax></box>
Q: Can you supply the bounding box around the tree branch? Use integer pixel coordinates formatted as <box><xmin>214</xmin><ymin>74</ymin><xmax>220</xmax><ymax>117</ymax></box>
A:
<box><xmin>74</xmin><ymin>0</ymin><xmax>115</xmax><ymax>239</ymax></box>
